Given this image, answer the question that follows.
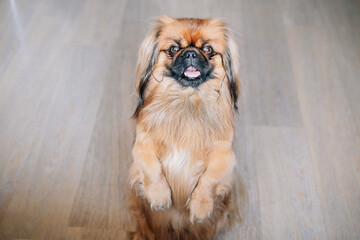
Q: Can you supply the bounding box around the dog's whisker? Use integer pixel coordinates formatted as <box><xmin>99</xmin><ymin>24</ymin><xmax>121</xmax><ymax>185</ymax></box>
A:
<box><xmin>152</xmin><ymin>72</ymin><xmax>164</xmax><ymax>82</ymax></box>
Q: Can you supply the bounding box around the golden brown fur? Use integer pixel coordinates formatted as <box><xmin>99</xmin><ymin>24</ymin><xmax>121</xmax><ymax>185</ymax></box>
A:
<box><xmin>128</xmin><ymin>16</ymin><xmax>240</xmax><ymax>240</ymax></box>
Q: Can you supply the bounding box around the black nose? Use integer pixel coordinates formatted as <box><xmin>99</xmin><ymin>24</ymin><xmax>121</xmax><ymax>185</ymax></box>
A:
<box><xmin>184</xmin><ymin>50</ymin><xmax>198</xmax><ymax>59</ymax></box>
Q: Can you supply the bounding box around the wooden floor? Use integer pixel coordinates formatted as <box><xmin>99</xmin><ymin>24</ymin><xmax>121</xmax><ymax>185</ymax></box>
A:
<box><xmin>0</xmin><ymin>0</ymin><xmax>359</xmax><ymax>239</ymax></box>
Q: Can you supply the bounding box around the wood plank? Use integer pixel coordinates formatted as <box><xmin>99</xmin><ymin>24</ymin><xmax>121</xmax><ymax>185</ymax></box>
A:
<box><xmin>251</xmin><ymin>126</ymin><xmax>326</xmax><ymax>239</ymax></box>
<box><xmin>285</xmin><ymin>18</ymin><xmax>360</xmax><ymax>240</ymax></box>
<box><xmin>239</xmin><ymin>0</ymin><xmax>303</xmax><ymax>127</ymax></box>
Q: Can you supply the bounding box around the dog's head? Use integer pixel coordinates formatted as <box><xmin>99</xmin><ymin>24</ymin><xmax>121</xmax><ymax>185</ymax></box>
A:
<box><xmin>134</xmin><ymin>16</ymin><xmax>239</xmax><ymax>117</ymax></box>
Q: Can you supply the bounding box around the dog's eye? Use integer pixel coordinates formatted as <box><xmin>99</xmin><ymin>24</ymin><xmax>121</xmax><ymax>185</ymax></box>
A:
<box><xmin>203</xmin><ymin>46</ymin><xmax>213</xmax><ymax>55</ymax></box>
<box><xmin>169</xmin><ymin>46</ymin><xmax>180</xmax><ymax>54</ymax></box>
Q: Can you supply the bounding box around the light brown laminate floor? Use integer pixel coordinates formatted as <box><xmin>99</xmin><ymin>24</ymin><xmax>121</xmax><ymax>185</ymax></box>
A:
<box><xmin>0</xmin><ymin>0</ymin><xmax>359</xmax><ymax>239</ymax></box>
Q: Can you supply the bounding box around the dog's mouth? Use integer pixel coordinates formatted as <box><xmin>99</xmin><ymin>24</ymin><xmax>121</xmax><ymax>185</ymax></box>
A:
<box><xmin>167</xmin><ymin>61</ymin><xmax>213</xmax><ymax>88</ymax></box>
<box><xmin>184</xmin><ymin>66</ymin><xmax>201</xmax><ymax>79</ymax></box>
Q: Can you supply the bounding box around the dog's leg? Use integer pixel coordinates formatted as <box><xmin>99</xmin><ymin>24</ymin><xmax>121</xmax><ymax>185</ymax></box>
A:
<box><xmin>188</xmin><ymin>141</ymin><xmax>235</xmax><ymax>223</ymax></box>
<box><xmin>130</xmin><ymin>131</ymin><xmax>172</xmax><ymax>211</ymax></box>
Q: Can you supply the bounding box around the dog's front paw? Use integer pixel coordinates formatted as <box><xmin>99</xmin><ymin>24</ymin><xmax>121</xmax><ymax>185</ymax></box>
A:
<box><xmin>188</xmin><ymin>189</ymin><xmax>214</xmax><ymax>223</ymax></box>
<box><xmin>144</xmin><ymin>178</ymin><xmax>172</xmax><ymax>211</ymax></box>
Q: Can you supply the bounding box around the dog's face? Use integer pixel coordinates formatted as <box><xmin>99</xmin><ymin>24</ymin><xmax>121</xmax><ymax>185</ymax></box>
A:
<box><xmin>158</xmin><ymin>18</ymin><xmax>226</xmax><ymax>88</ymax></box>
<box><xmin>134</xmin><ymin>16</ymin><xmax>239</xmax><ymax>117</ymax></box>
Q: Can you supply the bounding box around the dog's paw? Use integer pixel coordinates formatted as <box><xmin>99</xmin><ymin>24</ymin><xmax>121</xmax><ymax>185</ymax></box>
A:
<box><xmin>188</xmin><ymin>190</ymin><xmax>214</xmax><ymax>223</ymax></box>
<box><xmin>215</xmin><ymin>182</ymin><xmax>231</xmax><ymax>198</ymax></box>
<box><xmin>144</xmin><ymin>178</ymin><xmax>172</xmax><ymax>211</ymax></box>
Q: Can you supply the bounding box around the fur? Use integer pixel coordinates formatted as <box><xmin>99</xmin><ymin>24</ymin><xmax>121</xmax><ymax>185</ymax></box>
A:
<box><xmin>128</xmin><ymin>16</ymin><xmax>240</xmax><ymax>240</ymax></box>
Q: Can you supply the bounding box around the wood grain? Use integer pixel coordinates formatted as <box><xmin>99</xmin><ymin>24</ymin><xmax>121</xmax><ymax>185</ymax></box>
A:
<box><xmin>0</xmin><ymin>0</ymin><xmax>359</xmax><ymax>239</ymax></box>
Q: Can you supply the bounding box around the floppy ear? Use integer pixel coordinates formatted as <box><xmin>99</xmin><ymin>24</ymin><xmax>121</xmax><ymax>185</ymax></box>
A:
<box><xmin>133</xmin><ymin>23</ymin><xmax>161</xmax><ymax>118</ymax></box>
<box><xmin>224</xmin><ymin>31</ymin><xmax>240</xmax><ymax>111</ymax></box>
<box><xmin>133</xmin><ymin>16</ymin><xmax>176</xmax><ymax>118</ymax></box>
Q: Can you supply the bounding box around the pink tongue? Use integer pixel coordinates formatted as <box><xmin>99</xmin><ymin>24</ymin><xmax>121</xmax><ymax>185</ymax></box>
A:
<box><xmin>184</xmin><ymin>66</ymin><xmax>201</xmax><ymax>78</ymax></box>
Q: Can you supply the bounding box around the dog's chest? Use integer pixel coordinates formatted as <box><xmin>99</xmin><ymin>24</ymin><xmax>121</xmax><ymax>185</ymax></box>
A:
<box><xmin>143</xmin><ymin>90</ymin><xmax>229</xmax><ymax>146</ymax></box>
<box><xmin>161</xmin><ymin>148</ymin><xmax>205</xmax><ymax>204</ymax></box>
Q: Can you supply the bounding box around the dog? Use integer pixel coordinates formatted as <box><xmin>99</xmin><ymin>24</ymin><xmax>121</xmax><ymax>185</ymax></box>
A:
<box><xmin>128</xmin><ymin>16</ymin><xmax>240</xmax><ymax>240</ymax></box>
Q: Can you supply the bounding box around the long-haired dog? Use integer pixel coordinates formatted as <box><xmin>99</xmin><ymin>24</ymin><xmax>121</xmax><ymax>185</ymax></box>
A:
<box><xmin>128</xmin><ymin>16</ymin><xmax>240</xmax><ymax>240</ymax></box>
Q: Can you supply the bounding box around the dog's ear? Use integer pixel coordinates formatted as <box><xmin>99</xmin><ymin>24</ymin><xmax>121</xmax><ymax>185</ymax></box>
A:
<box><xmin>133</xmin><ymin>16</ymin><xmax>175</xmax><ymax>118</ymax></box>
<box><xmin>224</xmin><ymin>30</ymin><xmax>240</xmax><ymax>111</ymax></box>
<box><xmin>133</xmin><ymin>19</ymin><xmax>167</xmax><ymax>118</ymax></box>
<box><xmin>133</xmin><ymin>27</ymin><xmax>159</xmax><ymax>118</ymax></box>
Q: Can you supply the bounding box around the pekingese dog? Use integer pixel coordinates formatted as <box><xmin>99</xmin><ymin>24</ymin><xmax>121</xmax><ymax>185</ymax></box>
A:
<box><xmin>128</xmin><ymin>16</ymin><xmax>240</xmax><ymax>240</ymax></box>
